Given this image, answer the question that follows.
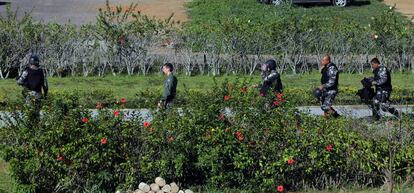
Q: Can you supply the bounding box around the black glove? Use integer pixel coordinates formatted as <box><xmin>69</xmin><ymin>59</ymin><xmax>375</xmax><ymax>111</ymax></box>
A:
<box><xmin>361</xmin><ymin>78</ymin><xmax>372</xmax><ymax>88</ymax></box>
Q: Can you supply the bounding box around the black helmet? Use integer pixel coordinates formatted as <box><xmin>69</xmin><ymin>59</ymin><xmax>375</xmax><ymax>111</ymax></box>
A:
<box><xmin>29</xmin><ymin>54</ymin><xmax>40</xmax><ymax>66</ymax></box>
<box><xmin>313</xmin><ymin>88</ymin><xmax>322</xmax><ymax>98</ymax></box>
<box><xmin>261</xmin><ymin>59</ymin><xmax>276</xmax><ymax>71</ymax></box>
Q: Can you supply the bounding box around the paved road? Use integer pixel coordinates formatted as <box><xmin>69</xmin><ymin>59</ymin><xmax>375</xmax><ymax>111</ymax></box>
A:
<box><xmin>0</xmin><ymin>0</ymin><xmax>188</xmax><ymax>25</ymax></box>
<box><xmin>0</xmin><ymin>0</ymin><xmax>138</xmax><ymax>24</ymax></box>
<box><xmin>1</xmin><ymin>0</ymin><xmax>413</xmax><ymax>25</ymax></box>
<box><xmin>298</xmin><ymin>105</ymin><xmax>413</xmax><ymax>118</ymax></box>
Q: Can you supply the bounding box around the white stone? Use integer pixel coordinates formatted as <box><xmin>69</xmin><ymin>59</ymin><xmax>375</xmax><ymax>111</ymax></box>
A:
<box><xmin>138</xmin><ymin>182</ymin><xmax>150</xmax><ymax>192</ymax></box>
<box><xmin>161</xmin><ymin>184</ymin><xmax>171</xmax><ymax>192</ymax></box>
<box><xmin>134</xmin><ymin>190</ymin><xmax>145</xmax><ymax>193</ymax></box>
<box><xmin>156</xmin><ymin>190</ymin><xmax>164</xmax><ymax>193</ymax></box>
<box><xmin>150</xmin><ymin>183</ymin><xmax>160</xmax><ymax>191</ymax></box>
<box><xmin>155</xmin><ymin>177</ymin><xmax>166</xmax><ymax>187</ymax></box>
<box><xmin>184</xmin><ymin>190</ymin><xmax>194</xmax><ymax>193</ymax></box>
<box><xmin>178</xmin><ymin>191</ymin><xmax>184</xmax><ymax>193</ymax></box>
<box><xmin>148</xmin><ymin>191</ymin><xmax>155</xmax><ymax>193</ymax></box>
<box><xmin>170</xmin><ymin>183</ymin><xmax>179</xmax><ymax>193</ymax></box>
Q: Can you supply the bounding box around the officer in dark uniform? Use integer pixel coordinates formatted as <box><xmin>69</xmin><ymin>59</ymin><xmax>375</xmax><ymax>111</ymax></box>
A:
<box><xmin>318</xmin><ymin>55</ymin><xmax>340</xmax><ymax>118</ymax></box>
<box><xmin>367</xmin><ymin>58</ymin><xmax>399</xmax><ymax>120</ymax></box>
<box><xmin>16</xmin><ymin>54</ymin><xmax>48</xmax><ymax>104</ymax></box>
<box><xmin>259</xmin><ymin>59</ymin><xmax>283</xmax><ymax>96</ymax></box>
<box><xmin>158</xmin><ymin>63</ymin><xmax>177</xmax><ymax>110</ymax></box>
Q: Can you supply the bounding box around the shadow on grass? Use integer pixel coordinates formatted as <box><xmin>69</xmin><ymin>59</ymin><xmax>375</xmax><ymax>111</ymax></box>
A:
<box><xmin>0</xmin><ymin>1</ymin><xmax>10</xmax><ymax>6</ymax></box>
<box><xmin>297</xmin><ymin>1</ymin><xmax>371</xmax><ymax>8</ymax></box>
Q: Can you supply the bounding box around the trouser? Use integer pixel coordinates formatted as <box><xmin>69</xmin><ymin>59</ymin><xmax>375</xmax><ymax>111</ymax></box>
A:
<box><xmin>22</xmin><ymin>90</ymin><xmax>43</xmax><ymax>124</ymax></box>
<box><xmin>165</xmin><ymin>102</ymin><xmax>173</xmax><ymax>110</ymax></box>
<box><xmin>24</xmin><ymin>91</ymin><xmax>42</xmax><ymax>105</ymax></box>
<box><xmin>371</xmin><ymin>90</ymin><xmax>399</xmax><ymax>119</ymax></box>
<box><xmin>162</xmin><ymin>100</ymin><xmax>173</xmax><ymax>112</ymax></box>
<box><xmin>320</xmin><ymin>90</ymin><xmax>340</xmax><ymax>118</ymax></box>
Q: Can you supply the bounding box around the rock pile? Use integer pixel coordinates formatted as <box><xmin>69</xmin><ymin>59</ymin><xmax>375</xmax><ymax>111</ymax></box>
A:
<box><xmin>132</xmin><ymin>177</ymin><xmax>194</xmax><ymax>193</ymax></box>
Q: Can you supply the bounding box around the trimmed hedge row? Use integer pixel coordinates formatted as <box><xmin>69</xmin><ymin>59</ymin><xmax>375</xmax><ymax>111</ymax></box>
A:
<box><xmin>2</xmin><ymin>85</ymin><xmax>413</xmax><ymax>110</ymax></box>
<box><xmin>1</xmin><ymin>80</ymin><xmax>414</xmax><ymax>192</ymax></box>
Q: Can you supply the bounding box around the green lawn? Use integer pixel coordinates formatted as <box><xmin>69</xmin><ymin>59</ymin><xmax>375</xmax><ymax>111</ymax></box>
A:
<box><xmin>1</xmin><ymin>73</ymin><xmax>413</xmax><ymax>101</ymax></box>
<box><xmin>0</xmin><ymin>160</ymin><xmax>11</xmax><ymax>193</ymax></box>
<box><xmin>186</xmin><ymin>0</ymin><xmax>407</xmax><ymax>30</ymax></box>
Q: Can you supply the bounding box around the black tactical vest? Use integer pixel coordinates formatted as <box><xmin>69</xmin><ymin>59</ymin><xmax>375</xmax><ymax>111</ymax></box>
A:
<box><xmin>373</xmin><ymin>67</ymin><xmax>392</xmax><ymax>91</ymax></box>
<box><xmin>26</xmin><ymin>68</ymin><xmax>45</xmax><ymax>92</ymax></box>
<box><xmin>321</xmin><ymin>63</ymin><xmax>339</xmax><ymax>91</ymax></box>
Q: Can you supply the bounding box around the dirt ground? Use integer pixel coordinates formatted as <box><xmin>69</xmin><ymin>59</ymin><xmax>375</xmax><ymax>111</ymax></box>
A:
<box><xmin>95</xmin><ymin>0</ymin><xmax>189</xmax><ymax>22</ymax></box>
<box><xmin>383</xmin><ymin>0</ymin><xmax>414</xmax><ymax>19</ymax></box>
<box><xmin>135</xmin><ymin>0</ymin><xmax>189</xmax><ymax>22</ymax></box>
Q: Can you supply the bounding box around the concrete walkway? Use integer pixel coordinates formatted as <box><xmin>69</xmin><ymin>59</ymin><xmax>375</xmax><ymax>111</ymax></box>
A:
<box><xmin>1</xmin><ymin>105</ymin><xmax>413</xmax><ymax>127</ymax></box>
<box><xmin>298</xmin><ymin>105</ymin><xmax>414</xmax><ymax>118</ymax></box>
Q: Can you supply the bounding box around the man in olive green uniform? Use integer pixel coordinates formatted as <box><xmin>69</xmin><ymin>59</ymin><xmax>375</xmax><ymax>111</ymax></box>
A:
<box><xmin>158</xmin><ymin>63</ymin><xmax>177</xmax><ymax>110</ymax></box>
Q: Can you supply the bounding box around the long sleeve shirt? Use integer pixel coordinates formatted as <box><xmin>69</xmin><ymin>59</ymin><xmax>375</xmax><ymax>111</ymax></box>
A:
<box><xmin>162</xmin><ymin>73</ymin><xmax>177</xmax><ymax>102</ymax></box>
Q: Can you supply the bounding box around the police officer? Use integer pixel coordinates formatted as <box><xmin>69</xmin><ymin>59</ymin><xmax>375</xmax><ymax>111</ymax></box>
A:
<box><xmin>259</xmin><ymin>59</ymin><xmax>283</xmax><ymax>96</ymax></box>
<box><xmin>158</xmin><ymin>63</ymin><xmax>177</xmax><ymax>110</ymax></box>
<box><xmin>318</xmin><ymin>55</ymin><xmax>340</xmax><ymax>118</ymax></box>
<box><xmin>16</xmin><ymin>54</ymin><xmax>48</xmax><ymax>104</ymax></box>
<box><xmin>367</xmin><ymin>58</ymin><xmax>399</xmax><ymax>120</ymax></box>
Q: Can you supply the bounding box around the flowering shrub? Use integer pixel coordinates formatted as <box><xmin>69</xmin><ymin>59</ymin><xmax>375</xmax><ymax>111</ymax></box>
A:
<box><xmin>1</xmin><ymin>80</ymin><xmax>414</xmax><ymax>192</ymax></box>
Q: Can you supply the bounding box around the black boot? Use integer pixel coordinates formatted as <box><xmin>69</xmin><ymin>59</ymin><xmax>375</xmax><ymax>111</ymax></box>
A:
<box><xmin>330</xmin><ymin>107</ymin><xmax>340</xmax><ymax>118</ymax></box>
<box><xmin>389</xmin><ymin>107</ymin><xmax>400</xmax><ymax>118</ymax></box>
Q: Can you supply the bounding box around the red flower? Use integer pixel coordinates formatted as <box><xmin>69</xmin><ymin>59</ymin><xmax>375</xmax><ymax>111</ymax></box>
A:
<box><xmin>101</xmin><ymin>137</ymin><xmax>107</xmax><ymax>145</ymax></box>
<box><xmin>218</xmin><ymin>113</ymin><xmax>225</xmax><ymax>120</ymax></box>
<box><xmin>287</xmin><ymin>159</ymin><xmax>295</xmax><ymax>165</ymax></box>
<box><xmin>326</xmin><ymin>144</ymin><xmax>334</xmax><ymax>152</ymax></box>
<box><xmin>96</xmin><ymin>102</ymin><xmax>103</xmax><ymax>109</ymax></box>
<box><xmin>81</xmin><ymin>117</ymin><xmax>89</xmax><ymax>123</ymax></box>
<box><xmin>276</xmin><ymin>93</ymin><xmax>286</xmax><ymax>102</ymax></box>
<box><xmin>276</xmin><ymin>93</ymin><xmax>284</xmax><ymax>99</ymax></box>
<box><xmin>224</xmin><ymin>95</ymin><xmax>231</xmax><ymax>101</ymax></box>
<box><xmin>240</xmin><ymin>87</ymin><xmax>248</xmax><ymax>93</ymax></box>
<box><xmin>235</xmin><ymin>131</ymin><xmax>244</xmax><ymax>141</ymax></box>
<box><xmin>277</xmin><ymin>185</ymin><xmax>284</xmax><ymax>192</ymax></box>
<box><xmin>114</xmin><ymin>110</ymin><xmax>120</xmax><ymax>116</ymax></box>
<box><xmin>121</xmin><ymin>98</ymin><xmax>126</xmax><ymax>104</ymax></box>
<box><xmin>143</xmin><ymin>122</ymin><xmax>151</xmax><ymax>128</ymax></box>
<box><xmin>273</xmin><ymin>100</ymin><xmax>280</xmax><ymax>106</ymax></box>
<box><xmin>57</xmin><ymin>154</ymin><xmax>63</xmax><ymax>161</ymax></box>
